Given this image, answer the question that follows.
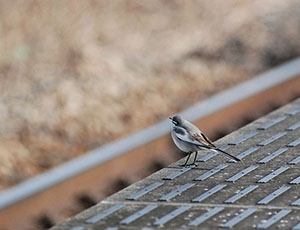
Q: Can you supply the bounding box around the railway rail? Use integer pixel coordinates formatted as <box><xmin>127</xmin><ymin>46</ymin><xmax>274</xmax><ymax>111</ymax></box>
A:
<box><xmin>1</xmin><ymin>58</ymin><xmax>300</xmax><ymax>230</ymax></box>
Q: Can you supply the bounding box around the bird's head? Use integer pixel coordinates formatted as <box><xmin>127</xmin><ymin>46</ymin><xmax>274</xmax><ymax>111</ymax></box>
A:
<box><xmin>169</xmin><ymin>115</ymin><xmax>184</xmax><ymax>126</ymax></box>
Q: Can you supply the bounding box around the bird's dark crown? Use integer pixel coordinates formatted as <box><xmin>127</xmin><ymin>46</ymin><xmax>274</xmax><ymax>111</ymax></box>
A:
<box><xmin>169</xmin><ymin>115</ymin><xmax>184</xmax><ymax>126</ymax></box>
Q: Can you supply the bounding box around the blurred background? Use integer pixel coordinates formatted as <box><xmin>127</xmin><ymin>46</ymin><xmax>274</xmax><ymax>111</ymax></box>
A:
<box><xmin>1</xmin><ymin>0</ymin><xmax>300</xmax><ymax>193</ymax></box>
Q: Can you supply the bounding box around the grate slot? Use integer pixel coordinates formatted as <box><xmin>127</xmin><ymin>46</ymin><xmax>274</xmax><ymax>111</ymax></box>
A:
<box><xmin>70</xmin><ymin>227</ymin><xmax>84</xmax><ymax>230</ymax></box>
<box><xmin>194</xmin><ymin>164</ymin><xmax>228</xmax><ymax>181</ymax></box>
<box><xmin>163</xmin><ymin>166</ymin><xmax>194</xmax><ymax>180</ymax></box>
<box><xmin>292</xmin><ymin>197</ymin><xmax>300</xmax><ymax>206</ymax></box>
<box><xmin>227</xmin><ymin>147</ymin><xmax>259</xmax><ymax>163</ymax></box>
<box><xmin>286</xmin><ymin>121</ymin><xmax>300</xmax><ymax>131</ymax></box>
<box><xmin>153</xmin><ymin>205</ymin><xmax>191</xmax><ymax>226</ymax></box>
<box><xmin>120</xmin><ymin>204</ymin><xmax>158</xmax><ymax>225</ymax></box>
<box><xmin>226</xmin><ymin>165</ymin><xmax>259</xmax><ymax>182</ymax></box>
<box><xmin>188</xmin><ymin>207</ymin><xmax>224</xmax><ymax>227</ymax></box>
<box><xmin>222</xmin><ymin>208</ymin><xmax>257</xmax><ymax>228</ymax></box>
<box><xmin>228</xmin><ymin>131</ymin><xmax>259</xmax><ymax>145</ymax></box>
<box><xmin>159</xmin><ymin>183</ymin><xmax>195</xmax><ymax>201</ymax></box>
<box><xmin>258</xmin><ymin>148</ymin><xmax>288</xmax><ymax>164</ymax></box>
<box><xmin>293</xmin><ymin>222</ymin><xmax>300</xmax><ymax>230</ymax></box>
<box><xmin>127</xmin><ymin>182</ymin><xmax>164</xmax><ymax>200</ymax></box>
<box><xmin>191</xmin><ymin>184</ymin><xmax>226</xmax><ymax>202</ymax></box>
<box><xmin>225</xmin><ymin>185</ymin><xmax>259</xmax><ymax>204</ymax></box>
<box><xmin>197</xmin><ymin>146</ymin><xmax>229</xmax><ymax>162</ymax></box>
<box><xmin>288</xmin><ymin>156</ymin><xmax>300</xmax><ymax>165</ymax></box>
<box><xmin>257</xmin><ymin>209</ymin><xmax>291</xmax><ymax>229</ymax></box>
<box><xmin>287</xmin><ymin>138</ymin><xmax>300</xmax><ymax>147</ymax></box>
<box><xmin>257</xmin><ymin>186</ymin><xmax>291</xmax><ymax>205</ymax></box>
<box><xmin>257</xmin><ymin>166</ymin><xmax>289</xmax><ymax>183</ymax></box>
<box><xmin>258</xmin><ymin>116</ymin><xmax>286</xmax><ymax>130</ymax></box>
<box><xmin>286</xmin><ymin>108</ymin><xmax>300</xmax><ymax>116</ymax></box>
<box><xmin>289</xmin><ymin>175</ymin><xmax>300</xmax><ymax>185</ymax></box>
<box><xmin>257</xmin><ymin>132</ymin><xmax>287</xmax><ymax>146</ymax></box>
<box><xmin>85</xmin><ymin>204</ymin><xmax>125</xmax><ymax>224</ymax></box>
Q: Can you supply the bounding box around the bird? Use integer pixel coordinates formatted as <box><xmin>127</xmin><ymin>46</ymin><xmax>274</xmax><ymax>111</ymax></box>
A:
<box><xmin>169</xmin><ymin>115</ymin><xmax>240</xmax><ymax>166</ymax></box>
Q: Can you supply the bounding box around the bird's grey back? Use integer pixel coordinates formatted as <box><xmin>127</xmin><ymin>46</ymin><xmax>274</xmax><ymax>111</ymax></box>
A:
<box><xmin>182</xmin><ymin>119</ymin><xmax>201</xmax><ymax>135</ymax></box>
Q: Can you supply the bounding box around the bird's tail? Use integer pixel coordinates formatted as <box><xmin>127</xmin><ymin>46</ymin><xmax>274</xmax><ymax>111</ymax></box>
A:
<box><xmin>215</xmin><ymin>148</ymin><xmax>241</xmax><ymax>162</ymax></box>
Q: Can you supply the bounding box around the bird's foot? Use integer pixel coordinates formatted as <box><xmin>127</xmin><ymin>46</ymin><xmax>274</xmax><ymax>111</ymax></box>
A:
<box><xmin>179</xmin><ymin>163</ymin><xmax>197</xmax><ymax>167</ymax></box>
<box><xmin>187</xmin><ymin>163</ymin><xmax>198</xmax><ymax>167</ymax></box>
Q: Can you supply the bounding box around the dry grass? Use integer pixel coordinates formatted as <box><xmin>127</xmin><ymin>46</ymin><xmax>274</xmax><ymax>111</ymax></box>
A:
<box><xmin>0</xmin><ymin>0</ymin><xmax>300</xmax><ymax>190</ymax></box>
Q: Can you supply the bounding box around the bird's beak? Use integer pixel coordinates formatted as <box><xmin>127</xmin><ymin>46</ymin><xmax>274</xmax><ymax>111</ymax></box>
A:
<box><xmin>169</xmin><ymin>117</ymin><xmax>172</xmax><ymax>120</ymax></box>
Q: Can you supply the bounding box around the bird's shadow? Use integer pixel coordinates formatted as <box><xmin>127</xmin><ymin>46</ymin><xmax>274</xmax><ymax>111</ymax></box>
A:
<box><xmin>166</xmin><ymin>165</ymin><xmax>212</xmax><ymax>171</ymax></box>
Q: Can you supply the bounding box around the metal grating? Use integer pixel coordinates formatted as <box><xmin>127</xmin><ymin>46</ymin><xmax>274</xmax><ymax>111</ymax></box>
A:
<box><xmin>257</xmin><ymin>186</ymin><xmax>291</xmax><ymax>205</ymax></box>
<box><xmin>162</xmin><ymin>166</ymin><xmax>195</xmax><ymax>180</ymax></box>
<box><xmin>85</xmin><ymin>204</ymin><xmax>125</xmax><ymax>224</ymax></box>
<box><xmin>222</xmin><ymin>208</ymin><xmax>257</xmax><ymax>228</ymax></box>
<box><xmin>292</xmin><ymin>198</ymin><xmax>300</xmax><ymax>206</ymax></box>
<box><xmin>224</xmin><ymin>185</ymin><xmax>259</xmax><ymax>204</ymax></box>
<box><xmin>188</xmin><ymin>207</ymin><xmax>224</xmax><ymax>227</ymax></box>
<box><xmin>257</xmin><ymin>166</ymin><xmax>289</xmax><ymax>183</ymax></box>
<box><xmin>257</xmin><ymin>209</ymin><xmax>291</xmax><ymax>229</ymax></box>
<box><xmin>52</xmin><ymin>98</ymin><xmax>300</xmax><ymax>230</ymax></box>
<box><xmin>193</xmin><ymin>164</ymin><xmax>228</xmax><ymax>181</ymax></box>
<box><xmin>191</xmin><ymin>184</ymin><xmax>227</xmax><ymax>202</ymax></box>
<box><xmin>226</xmin><ymin>165</ymin><xmax>259</xmax><ymax>182</ymax></box>
<box><xmin>286</xmin><ymin>120</ymin><xmax>300</xmax><ymax>131</ymax></box>
<box><xmin>228</xmin><ymin>131</ymin><xmax>259</xmax><ymax>145</ymax></box>
<box><xmin>257</xmin><ymin>131</ymin><xmax>287</xmax><ymax>146</ymax></box>
<box><xmin>257</xmin><ymin>116</ymin><xmax>287</xmax><ymax>130</ymax></box>
<box><xmin>289</xmin><ymin>176</ymin><xmax>300</xmax><ymax>185</ymax></box>
<box><xmin>293</xmin><ymin>221</ymin><xmax>300</xmax><ymax>230</ymax></box>
<box><xmin>120</xmin><ymin>204</ymin><xmax>158</xmax><ymax>225</ymax></box>
<box><xmin>289</xmin><ymin>156</ymin><xmax>300</xmax><ymax>165</ymax></box>
<box><xmin>153</xmin><ymin>205</ymin><xmax>191</xmax><ymax>226</ymax></box>
<box><xmin>258</xmin><ymin>147</ymin><xmax>288</xmax><ymax>164</ymax></box>
<box><xmin>158</xmin><ymin>183</ymin><xmax>195</xmax><ymax>201</ymax></box>
<box><xmin>287</xmin><ymin>137</ymin><xmax>300</xmax><ymax>147</ymax></box>
<box><xmin>70</xmin><ymin>227</ymin><xmax>84</xmax><ymax>230</ymax></box>
<box><xmin>286</xmin><ymin>107</ymin><xmax>300</xmax><ymax>116</ymax></box>
<box><xmin>126</xmin><ymin>182</ymin><xmax>164</xmax><ymax>200</ymax></box>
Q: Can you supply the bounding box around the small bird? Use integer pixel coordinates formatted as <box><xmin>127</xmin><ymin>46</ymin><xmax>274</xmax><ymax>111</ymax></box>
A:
<box><xmin>169</xmin><ymin>115</ymin><xmax>240</xmax><ymax>166</ymax></box>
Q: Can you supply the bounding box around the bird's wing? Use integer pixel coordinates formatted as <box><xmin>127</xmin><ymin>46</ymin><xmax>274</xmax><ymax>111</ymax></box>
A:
<box><xmin>193</xmin><ymin>131</ymin><xmax>216</xmax><ymax>148</ymax></box>
<box><xmin>172</xmin><ymin>127</ymin><xmax>210</xmax><ymax>149</ymax></box>
<box><xmin>183</xmin><ymin>120</ymin><xmax>216</xmax><ymax>148</ymax></box>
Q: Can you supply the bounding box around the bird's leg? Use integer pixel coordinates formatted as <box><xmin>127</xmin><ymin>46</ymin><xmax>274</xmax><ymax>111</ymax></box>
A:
<box><xmin>191</xmin><ymin>151</ymin><xmax>198</xmax><ymax>166</ymax></box>
<box><xmin>186</xmin><ymin>152</ymin><xmax>198</xmax><ymax>166</ymax></box>
<box><xmin>180</xmin><ymin>152</ymin><xmax>192</xmax><ymax>167</ymax></box>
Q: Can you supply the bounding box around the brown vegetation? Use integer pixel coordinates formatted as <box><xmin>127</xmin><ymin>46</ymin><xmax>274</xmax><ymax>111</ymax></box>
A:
<box><xmin>0</xmin><ymin>0</ymin><xmax>300</xmax><ymax>190</ymax></box>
